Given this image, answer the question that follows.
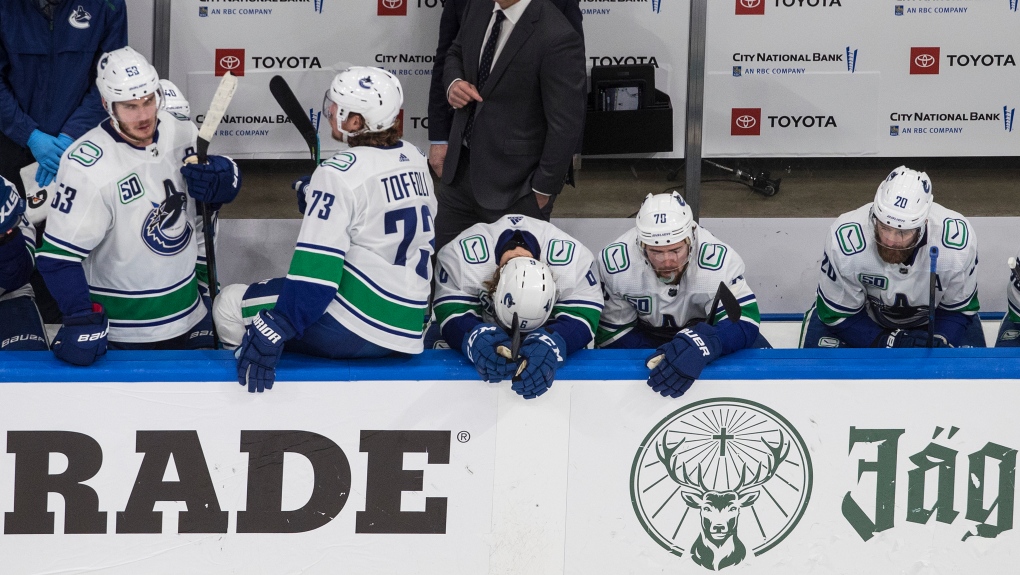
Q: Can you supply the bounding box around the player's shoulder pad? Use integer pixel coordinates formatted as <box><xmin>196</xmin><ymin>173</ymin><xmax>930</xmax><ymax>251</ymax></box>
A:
<box><xmin>599</xmin><ymin>229</ymin><xmax>636</xmax><ymax>277</ymax></box>
<box><xmin>320</xmin><ymin>150</ymin><xmax>360</xmax><ymax>175</ymax></box>
<box><xmin>827</xmin><ymin>205</ymin><xmax>871</xmax><ymax>257</ymax></box>
<box><xmin>64</xmin><ymin>138</ymin><xmax>106</xmax><ymax>170</ymax></box>
<box><xmin>929</xmin><ymin>203</ymin><xmax>975</xmax><ymax>252</ymax></box>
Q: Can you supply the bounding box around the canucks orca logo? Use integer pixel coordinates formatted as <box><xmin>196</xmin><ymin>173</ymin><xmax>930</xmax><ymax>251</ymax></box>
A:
<box><xmin>359</xmin><ymin>76</ymin><xmax>374</xmax><ymax>89</ymax></box>
<box><xmin>503</xmin><ymin>292</ymin><xmax>516</xmax><ymax>308</ymax></box>
<box><xmin>69</xmin><ymin>5</ymin><xmax>91</xmax><ymax>29</ymax></box>
<box><xmin>141</xmin><ymin>190</ymin><xmax>193</xmax><ymax>256</ymax></box>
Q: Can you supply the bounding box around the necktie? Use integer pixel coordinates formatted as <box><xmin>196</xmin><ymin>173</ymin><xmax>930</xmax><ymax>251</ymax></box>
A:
<box><xmin>464</xmin><ymin>10</ymin><xmax>506</xmax><ymax>146</ymax></box>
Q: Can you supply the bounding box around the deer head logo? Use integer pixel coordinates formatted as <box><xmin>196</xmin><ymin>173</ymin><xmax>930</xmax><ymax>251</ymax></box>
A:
<box><xmin>631</xmin><ymin>399</ymin><xmax>812</xmax><ymax>571</ymax></box>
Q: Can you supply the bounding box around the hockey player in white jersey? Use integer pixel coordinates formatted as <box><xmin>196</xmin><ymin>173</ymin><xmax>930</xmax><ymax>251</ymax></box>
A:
<box><xmin>994</xmin><ymin>253</ymin><xmax>1020</xmax><ymax>347</ymax></box>
<box><xmin>1</xmin><ymin>177</ymin><xmax>48</xmax><ymax>351</ymax></box>
<box><xmin>35</xmin><ymin>47</ymin><xmax>242</xmax><ymax>365</ymax></box>
<box><xmin>433</xmin><ymin>215</ymin><xmax>603</xmax><ymax>399</ymax></box>
<box><xmin>801</xmin><ymin>166</ymin><xmax>984</xmax><ymax>348</ymax></box>
<box><xmin>213</xmin><ymin>67</ymin><xmax>436</xmax><ymax>393</ymax></box>
<box><xmin>597</xmin><ymin>192</ymin><xmax>767</xmax><ymax>398</ymax></box>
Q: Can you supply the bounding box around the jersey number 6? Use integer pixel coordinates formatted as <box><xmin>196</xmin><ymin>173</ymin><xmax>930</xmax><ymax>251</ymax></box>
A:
<box><xmin>385</xmin><ymin>205</ymin><xmax>434</xmax><ymax>280</ymax></box>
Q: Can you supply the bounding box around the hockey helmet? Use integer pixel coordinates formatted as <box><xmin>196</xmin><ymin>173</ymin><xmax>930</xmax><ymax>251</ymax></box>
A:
<box><xmin>323</xmin><ymin>66</ymin><xmax>403</xmax><ymax>134</ymax></box>
<box><xmin>493</xmin><ymin>257</ymin><xmax>556</xmax><ymax>333</ymax></box>
<box><xmin>635</xmin><ymin>191</ymin><xmax>695</xmax><ymax>247</ymax></box>
<box><xmin>872</xmin><ymin>166</ymin><xmax>933</xmax><ymax>231</ymax></box>
<box><xmin>159</xmin><ymin>79</ymin><xmax>190</xmax><ymax>118</ymax></box>
<box><xmin>96</xmin><ymin>47</ymin><xmax>163</xmax><ymax>118</ymax></box>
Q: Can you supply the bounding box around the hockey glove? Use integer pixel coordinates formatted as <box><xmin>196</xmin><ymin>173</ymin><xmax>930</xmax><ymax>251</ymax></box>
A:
<box><xmin>1</xmin><ymin>183</ymin><xmax>25</xmax><ymax>235</ymax></box>
<box><xmin>181</xmin><ymin>155</ymin><xmax>242</xmax><ymax>207</ymax></box>
<box><xmin>463</xmin><ymin>323</ymin><xmax>518</xmax><ymax>383</ymax></box>
<box><xmin>186</xmin><ymin>299</ymin><xmax>216</xmax><ymax>350</ymax></box>
<box><xmin>647</xmin><ymin>323</ymin><xmax>721</xmax><ymax>398</ymax></box>
<box><xmin>875</xmin><ymin>329</ymin><xmax>951</xmax><ymax>348</ymax></box>
<box><xmin>27</xmin><ymin>130</ymin><xmax>70</xmax><ymax>174</ymax></box>
<box><xmin>235</xmin><ymin>309</ymin><xmax>296</xmax><ymax>393</ymax></box>
<box><xmin>512</xmin><ymin>330</ymin><xmax>566</xmax><ymax>399</ymax></box>
<box><xmin>52</xmin><ymin>303</ymin><xmax>109</xmax><ymax>366</ymax></box>
<box><xmin>293</xmin><ymin>176</ymin><xmax>311</xmax><ymax>214</ymax></box>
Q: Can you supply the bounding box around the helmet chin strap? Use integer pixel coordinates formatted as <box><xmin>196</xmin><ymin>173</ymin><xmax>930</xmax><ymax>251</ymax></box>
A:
<box><xmin>655</xmin><ymin>262</ymin><xmax>688</xmax><ymax>285</ymax></box>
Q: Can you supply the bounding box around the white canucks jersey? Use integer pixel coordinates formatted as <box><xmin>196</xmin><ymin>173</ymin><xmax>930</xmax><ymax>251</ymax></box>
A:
<box><xmin>1005</xmin><ymin>248</ymin><xmax>1020</xmax><ymax>324</ymax></box>
<box><xmin>0</xmin><ymin>215</ymin><xmax>36</xmax><ymax>302</ymax></box>
<box><xmin>434</xmin><ymin>215</ymin><xmax>603</xmax><ymax>341</ymax></box>
<box><xmin>282</xmin><ymin>141</ymin><xmax>436</xmax><ymax>353</ymax></box>
<box><xmin>815</xmin><ymin>202</ymin><xmax>979</xmax><ymax>329</ymax></box>
<box><xmin>38</xmin><ymin>112</ymin><xmax>207</xmax><ymax>342</ymax></box>
<box><xmin>597</xmin><ymin>226</ymin><xmax>760</xmax><ymax>346</ymax></box>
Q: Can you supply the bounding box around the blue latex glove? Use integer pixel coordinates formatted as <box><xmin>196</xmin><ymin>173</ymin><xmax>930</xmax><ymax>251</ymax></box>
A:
<box><xmin>27</xmin><ymin>130</ymin><xmax>71</xmax><ymax>174</ymax></box>
<box><xmin>235</xmin><ymin>309</ymin><xmax>296</xmax><ymax>393</ymax></box>
<box><xmin>181</xmin><ymin>155</ymin><xmax>242</xmax><ymax>206</ymax></box>
<box><xmin>463</xmin><ymin>323</ymin><xmax>518</xmax><ymax>383</ymax></box>
<box><xmin>1</xmin><ymin>182</ymin><xmax>26</xmax><ymax>235</ymax></box>
<box><xmin>186</xmin><ymin>298</ymin><xmax>216</xmax><ymax>350</ymax></box>
<box><xmin>52</xmin><ymin>303</ymin><xmax>109</xmax><ymax>366</ymax></box>
<box><xmin>875</xmin><ymin>329</ymin><xmax>951</xmax><ymax>348</ymax></box>
<box><xmin>293</xmin><ymin>176</ymin><xmax>311</xmax><ymax>214</ymax></box>
<box><xmin>647</xmin><ymin>323</ymin><xmax>721</xmax><ymax>398</ymax></box>
<box><xmin>512</xmin><ymin>330</ymin><xmax>566</xmax><ymax>399</ymax></box>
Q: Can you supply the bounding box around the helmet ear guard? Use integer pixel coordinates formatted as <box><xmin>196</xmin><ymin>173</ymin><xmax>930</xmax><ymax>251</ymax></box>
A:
<box><xmin>493</xmin><ymin>257</ymin><xmax>556</xmax><ymax>333</ymax></box>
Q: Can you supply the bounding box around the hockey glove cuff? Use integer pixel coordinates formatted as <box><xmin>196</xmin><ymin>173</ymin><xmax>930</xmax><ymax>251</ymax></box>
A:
<box><xmin>236</xmin><ymin>309</ymin><xmax>296</xmax><ymax>393</ymax></box>
<box><xmin>181</xmin><ymin>155</ymin><xmax>242</xmax><ymax>206</ymax></box>
<box><xmin>52</xmin><ymin>303</ymin><xmax>109</xmax><ymax>366</ymax></box>
<box><xmin>512</xmin><ymin>330</ymin><xmax>566</xmax><ymax>399</ymax></box>
<box><xmin>874</xmin><ymin>329</ymin><xmax>951</xmax><ymax>348</ymax></box>
<box><xmin>646</xmin><ymin>323</ymin><xmax>721</xmax><ymax>398</ymax></box>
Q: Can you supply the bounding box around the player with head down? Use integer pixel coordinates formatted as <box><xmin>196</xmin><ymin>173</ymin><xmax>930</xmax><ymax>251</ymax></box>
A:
<box><xmin>597</xmin><ymin>191</ymin><xmax>767</xmax><ymax>399</ymax></box>
<box><xmin>994</xmin><ymin>250</ymin><xmax>1020</xmax><ymax>347</ymax></box>
<box><xmin>433</xmin><ymin>215</ymin><xmax>603</xmax><ymax>399</ymax></box>
<box><xmin>214</xmin><ymin>67</ymin><xmax>437</xmax><ymax>393</ymax></box>
<box><xmin>1</xmin><ymin>176</ymin><xmax>48</xmax><ymax>351</ymax></box>
<box><xmin>35</xmin><ymin>47</ymin><xmax>242</xmax><ymax>365</ymax></box>
<box><xmin>801</xmin><ymin>166</ymin><xmax>983</xmax><ymax>348</ymax></box>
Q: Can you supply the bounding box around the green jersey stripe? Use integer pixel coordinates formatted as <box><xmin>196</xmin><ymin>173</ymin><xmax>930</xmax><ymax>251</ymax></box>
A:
<box><xmin>596</xmin><ymin>321</ymin><xmax>634</xmax><ymax>347</ymax></box>
<box><xmin>435</xmin><ymin>301</ymin><xmax>482</xmax><ymax>326</ymax></box>
<box><xmin>553</xmin><ymin>304</ymin><xmax>600</xmax><ymax>333</ymax></box>
<box><xmin>38</xmin><ymin>240</ymin><xmax>85</xmax><ymax>262</ymax></box>
<box><xmin>288</xmin><ymin>249</ymin><xmax>345</xmax><ymax>288</ymax></box>
<box><xmin>816</xmin><ymin>295</ymin><xmax>854</xmax><ymax>325</ymax></box>
<box><xmin>91</xmin><ymin>276</ymin><xmax>200</xmax><ymax>321</ymax></box>
<box><xmin>337</xmin><ymin>272</ymin><xmax>426</xmax><ymax>332</ymax></box>
<box><xmin>242</xmin><ymin>301</ymin><xmax>277</xmax><ymax>319</ymax></box>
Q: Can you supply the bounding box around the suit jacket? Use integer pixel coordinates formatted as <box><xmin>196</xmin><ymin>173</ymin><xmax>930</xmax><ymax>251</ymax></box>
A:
<box><xmin>441</xmin><ymin>0</ymin><xmax>586</xmax><ymax>210</ymax></box>
<box><xmin>428</xmin><ymin>0</ymin><xmax>583</xmax><ymax>143</ymax></box>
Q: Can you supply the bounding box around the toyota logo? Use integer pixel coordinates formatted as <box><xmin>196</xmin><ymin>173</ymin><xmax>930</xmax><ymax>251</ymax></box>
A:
<box><xmin>740</xmin><ymin>0</ymin><xmax>761</xmax><ymax>8</ymax></box>
<box><xmin>219</xmin><ymin>55</ymin><xmax>241</xmax><ymax>70</ymax></box>
<box><xmin>914</xmin><ymin>54</ymin><xmax>936</xmax><ymax>68</ymax></box>
<box><xmin>736</xmin><ymin>115</ymin><xmax>757</xmax><ymax>129</ymax></box>
<box><xmin>382</xmin><ymin>0</ymin><xmax>403</xmax><ymax>8</ymax></box>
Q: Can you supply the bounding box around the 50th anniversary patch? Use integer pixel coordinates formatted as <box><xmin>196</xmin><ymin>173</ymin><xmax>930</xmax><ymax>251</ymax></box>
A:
<box><xmin>631</xmin><ymin>398</ymin><xmax>812</xmax><ymax>570</ymax></box>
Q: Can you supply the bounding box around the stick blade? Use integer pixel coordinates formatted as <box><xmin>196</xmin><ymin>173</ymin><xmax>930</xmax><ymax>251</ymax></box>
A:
<box><xmin>269</xmin><ymin>75</ymin><xmax>319</xmax><ymax>160</ymax></box>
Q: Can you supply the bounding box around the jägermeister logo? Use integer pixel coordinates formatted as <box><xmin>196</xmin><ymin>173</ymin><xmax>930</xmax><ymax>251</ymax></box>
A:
<box><xmin>631</xmin><ymin>398</ymin><xmax>812</xmax><ymax>570</ymax></box>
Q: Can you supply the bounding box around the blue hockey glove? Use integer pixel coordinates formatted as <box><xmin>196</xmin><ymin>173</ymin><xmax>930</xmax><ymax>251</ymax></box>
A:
<box><xmin>875</xmin><ymin>329</ymin><xmax>951</xmax><ymax>348</ymax></box>
<box><xmin>463</xmin><ymin>323</ymin><xmax>518</xmax><ymax>383</ymax></box>
<box><xmin>1</xmin><ymin>182</ymin><xmax>26</xmax><ymax>235</ymax></box>
<box><xmin>235</xmin><ymin>309</ymin><xmax>296</xmax><ymax>393</ymax></box>
<box><xmin>27</xmin><ymin>130</ymin><xmax>70</xmax><ymax>174</ymax></box>
<box><xmin>186</xmin><ymin>298</ymin><xmax>216</xmax><ymax>350</ymax></box>
<box><xmin>293</xmin><ymin>176</ymin><xmax>311</xmax><ymax>214</ymax></box>
<box><xmin>647</xmin><ymin>323</ymin><xmax>721</xmax><ymax>398</ymax></box>
<box><xmin>512</xmin><ymin>330</ymin><xmax>566</xmax><ymax>399</ymax></box>
<box><xmin>52</xmin><ymin>303</ymin><xmax>109</xmax><ymax>366</ymax></box>
<box><xmin>181</xmin><ymin>155</ymin><xmax>242</xmax><ymax>206</ymax></box>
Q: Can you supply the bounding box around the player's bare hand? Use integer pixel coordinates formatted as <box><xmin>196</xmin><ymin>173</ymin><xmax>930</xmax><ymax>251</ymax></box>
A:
<box><xmin>448</xmin><ymin>80</ymin><xmax>482</xmax><ymax>109</ymax></box>
<box><xmin>429</xmin><ymin>144</ymin><xmax>448</xmax><ymax>178</ymax></box>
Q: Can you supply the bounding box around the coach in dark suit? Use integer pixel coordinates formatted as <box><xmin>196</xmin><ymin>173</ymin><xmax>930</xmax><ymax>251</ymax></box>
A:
<box><xmin>433</xmin><ymin>0</ymin><xmax>586</xmax><ymax>250</ymax></box>
<box><xmin>427</xmin><ymin>0</ymin><xmax>582</xmax><ymax>177</ymax></box>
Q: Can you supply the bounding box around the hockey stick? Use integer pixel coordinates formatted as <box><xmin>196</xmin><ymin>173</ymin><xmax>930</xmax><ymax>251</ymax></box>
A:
<box><xmin>495</xmin><ymin>312</ymin><xmax>528</xmax><ymax>378</ymax></box>
<box><xmin>269</xmin><ymin>75</ymin><xmax>320</xmax><ymax>165</ymax></box>
<box><xmin>185</xmin><ymin>71</ymin><xmax>238</xmax><ymax>349</ymax></box>
<box><xmin>646</xmin><ymin>281</ymin><xmax>742</xmax><ymax>369</ymax></box>
<box><xmin>927</xmin><ymin>246</ymin><xmax>939</xmax><ymax>348</ymax></box>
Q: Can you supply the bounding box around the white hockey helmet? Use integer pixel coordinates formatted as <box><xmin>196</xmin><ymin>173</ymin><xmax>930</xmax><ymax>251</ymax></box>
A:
<box><xmin>159</xmin><ymin>79</ymin><xmax>190</xmax><ymax>118</ymax></box>
<box><xmin>494</xmin><ymin>257</ymin><xmax>556</xmax><ymax>333</ymax></box>
<box><xmin>96</xmin><ymin>46</ymin><xmax>163</xmax><ymax>118</ymax></box>
<box><xmin>323</xmin><ymin>66</ymin><xmax>403</xmax><ymax>134</ymax></box>
<box><xmin>872</xmin><ymin>166</ymin><xmax>933</xmax><ymax>231</ymax></box>
<box><xmin>635</xmin><ymin>191</ymin><xmax>695</xmax><ymax>247</ymax></box>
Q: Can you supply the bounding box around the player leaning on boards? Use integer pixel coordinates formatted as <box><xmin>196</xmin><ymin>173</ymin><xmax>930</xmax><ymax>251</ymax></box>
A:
<box><xmin>433</xmin><ymin>215</ymin><xmax>603</xmax><ymax>399</ymax></box>
<box><xmin>801</xmin><ymin>166</ymin><xmax>984</xmax><ymax>348</ymax></box>
<box><xmin>994</xmin><ymin>251</ymin><xmax>1020</xmax><ymax>347</ymax></box>
<box><xmin>35</xmin><ymin>47</ymin><xmax>241</xmax><ymax>366</ymax></box>
<box><xmin>0</xmin><ymin>177</ymin><xmax>47</xmax><ymax>351</ymax></box>
<box><xmin>597</xmin><ymin>192</ymin><xmax>768</xmax><ymax>399</ymax></box>
<box><xmin>214</xmin><ymin>67</ymin><xmax>436</xmax><ymax>393</ymax></box>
